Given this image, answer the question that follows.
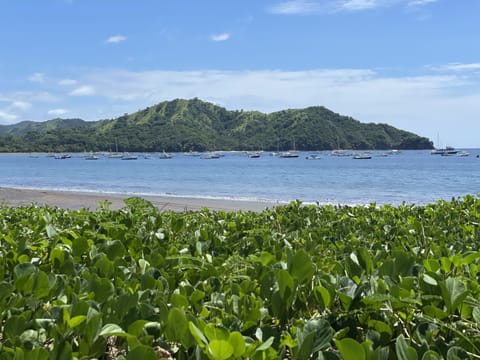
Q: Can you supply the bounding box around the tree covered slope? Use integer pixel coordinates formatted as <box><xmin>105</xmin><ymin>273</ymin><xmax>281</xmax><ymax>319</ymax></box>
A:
<box><xmin>0</xmin><ymin>98</ymin><xmax>433</xmax><ymax>152</ymax></box>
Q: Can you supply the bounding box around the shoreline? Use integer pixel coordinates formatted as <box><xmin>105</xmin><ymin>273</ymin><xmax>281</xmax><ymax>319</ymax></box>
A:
<box><xmin>0</xmin><ymin>187</ymin><xmax>279</xmax><ymax>212</ymax></box>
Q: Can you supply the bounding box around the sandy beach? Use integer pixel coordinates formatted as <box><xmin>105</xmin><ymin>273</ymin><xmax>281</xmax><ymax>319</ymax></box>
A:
<box><xmin>0</xmin><ymin>187</ymin><xmax>279</xmax><ymax>212</ymax></box>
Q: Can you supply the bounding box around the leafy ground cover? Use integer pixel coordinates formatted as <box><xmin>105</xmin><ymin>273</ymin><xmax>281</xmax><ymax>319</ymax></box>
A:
<box><xmin>1</xmin><ymin>196</ymin><xmax>480</xmax><ymax>359</ymax></box>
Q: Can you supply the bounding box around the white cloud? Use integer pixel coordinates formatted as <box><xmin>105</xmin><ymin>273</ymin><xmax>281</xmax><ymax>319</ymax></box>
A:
<box><xmin>70</xmin><ymin>85</ymin><xmax>96</xmax><ymax>96</ymax></box>
<box><xmin>106</xmin><ymin>35</ymin><xmax>127</xmax><ymax>44</ymax></box>
<box><xmin>0</xmin><ymin>110</ymin><xmax>19</xmax><ymax>123</ymax></box>
<box><xmin>11</xmin><ymin>101</ymin><xmax>32</xmax><ymax>111</ymax></box>
<box><xmin>28</xmin><ymin>72</ymin><xmax>45</xmax><ymax>83</ymax></box>
<box><xmin>47</xmin><ymin>108</ymin><xmax>69</xmax><ymax>116</ymax></box>
<box><xmin>432</xmin><ymin>63</ymin><xmax>480</xmax><ymax>72</ymax></box>
<box><xmin>340</xmin><ymin>0</ymin><xmax>389</xmax><ymax>11</ymax></box>
<box><xmin>269</xmin><ymin>0</ymin><xmax>436</xmax><ymax>14</ymax></box>
<box><xmin>269</xmin><ymin>0</ymin><xmax>320</xmax><ymax>14</ymax></box>
<box><xmin>408</xmin><ymin>0</ymin><xmax>438</xmax><ymax>6</ymax></box>
<box><xmin>58</xmin><ymin>78</ymin><xmax>78</xmax><ymax>86</ymax></box>
<box><xmin>11</xmin><ymin>91</ymin><xmax>60</xmax><ymax>103</ymax></box>
<box><xmin>211</xmin><ymin>33</ymin><xmax>230</xmax><ymax>42</ymax></box>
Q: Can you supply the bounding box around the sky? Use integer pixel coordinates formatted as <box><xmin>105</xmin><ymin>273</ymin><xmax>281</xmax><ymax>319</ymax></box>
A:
<box><xmin>1</xmin><ymin>0</ymin><xmax>479</xmax><ymax>148</ymax></box>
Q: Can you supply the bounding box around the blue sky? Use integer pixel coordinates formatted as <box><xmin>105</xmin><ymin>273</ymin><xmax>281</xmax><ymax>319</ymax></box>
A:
<box><xmin>1</xmin><ymin>0</ymin><xmax>479</xmax><ymax>147</ymax></box>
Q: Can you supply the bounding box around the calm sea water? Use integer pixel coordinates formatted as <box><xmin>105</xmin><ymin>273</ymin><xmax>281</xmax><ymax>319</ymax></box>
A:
<box><xmin>1</xmin><ymin>150</ymin><xmax>479</xmax><ymax>206</ymax></box>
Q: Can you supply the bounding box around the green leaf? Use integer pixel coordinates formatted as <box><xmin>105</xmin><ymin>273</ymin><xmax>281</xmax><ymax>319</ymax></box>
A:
<box><xmin>105</xmin><ymin>240</ymin><xmax>126</xmax><ymax>260</ymax></box>
<box><xmin>0</xmin><ymin>282</ymin><xmax>14</xmax><ymax>302</ymax></box>
<box><xmin>208</xmin><ymin>339</ymin><xmax>234</xmax><ymax>360</ymax></box>
<box><xmin>289</xmin><ymin>249</ymin><xmax>315</xmax><ymax>284</ymax></box>
<box><xmin>86</xmin><ymin>307</ymin><xmax>102</xmax><ymax>344</ymax></box>
<box><xmin>446</xmin><ymin>346</ymin><xmax>469</xmax><ymax>360</ymax></box>
<box><xmin>314</xmin><ymin>285</ymin><xmax>332</xmax><ymax>309</ymax></box>
<box><xmin>89</xmin><ymin>275</ymin><xmax>115</xmax><ymax>302</ymax></box>
<box><xmin>14</xmin><ymin>262</ymin><xmax>36</xmax><ymax>279</ymax></box>
<box><xmin>422</xmin><ymin>350</ymin><xmax>441</xmax><ymax>360</ymax></box>
<box><xmin>276</xmin><ymin>269</ymin><xmax>295</xmax><ymax>304</ymax></box>
<box><xmin>423</xmin><ymin>305</ymin><xmax>448</xmax><ymax>320</ymax></box>
<box><xmin>126</xmin><ymin>345</ymin><xmax>158</xmax><ymax>360</ymax></box>
<box><xmin>67</xmin><ymin>315</ymin><xmax>86</xmax><ymax>329</ymax></box>
<box><xmin>127</xmin><ymin>320</ymin><xmax>148</xmax><ymax>337</ymax></box>
<box><xmin>204</xmin><ymin>323</ymin><xmax>229</xmax><ymax>341</ymax></box>
<box><xmin>229</xmin><ymin>331</ymin><xmax>246</xmax><ymax>358</ymax></box>
<box><xmin>50</xmin><ymin>339</ymin><xmax>72</xmax><ymax>360</ymax></box>
<box><xmin>94</xmin><ymin>255</ymin><xmax>114</xmax><ymax>278</ymax></box>
<box><xmin>439</xmin><ymin>277</ymin><xmax>468</xmax><ymax>314</ymax></box>
<box><xmin>4</xmin><ymin>315</ymin><xmax>27</xmax><ymax>342</ymax></box>
<box><xmin>393</xmin><ymin>250</ymin><xmax>416</xmax><ymax>277</ymax></box>
<box><xmin>24</xmin><ymin>348</ymin><xmax>49</xmax><ymax>360</ymax></box>
<box><xmin>367</xmin><ymin>320</ymin><xmax>392</xmax><ymax>337</ymax></box>
<box><xmin>334</xmin><ymin>338</ymin><xmax>366</xmax><ymax>360</ymax></box>
<box><xmin>298</xmin><ymin>319</ymin><xmax>334</xmax><ymax>355</ymax></box>
<box><xmin>165</xmin><ymin>308</ymin><xmax>190</xmax><ymax>347</ymax></box>
<box><xmin>45</xmin><ymin>224</ymin><xmax>57</xmax><ymax>239</ymax></box>
<box><xmin>98</xmin><ymin>323</ymin><xmax>127</xmax><ymax>337</ymax></box>
<box><xmin>72</xmin><ymin>236</ymin><xmax>89</xmax><ymax>257</ymax></box>
<box><xmin>473</xmin><ymin>307</ymin><xmax>480</xmax><ymax>324</ymax></box>
<box><xmin>258</xmin><ymin>251</ymin><xmax>276</xmax><ymax>266</ymax></box>
<box><xmin>255</xmin><ymin>336</ymin><xmax>274</xmax><ymax>352</ymax></box>
<box><xmin>357</xmin><ymin>247</ymin><xmax>374</xmax><ymax>276</ymax></box>
<box><xmin>297</xmin><ymin>331</ymin><xmax>315</xmax><ymax>360</ymax></box>
<box><xmin>395</xmin><ymin>334</ymin><xmax>418</xmax><ymax>360</ymax></box>
<box><xmin>33</xmin><ymin>271</ymin><xmax>51</xmax><ymax>299</ymax></box>
<box><xmin>189</xmin><ymin>322</ymin><xmax>208</xmax><ymax>346</ymax></box>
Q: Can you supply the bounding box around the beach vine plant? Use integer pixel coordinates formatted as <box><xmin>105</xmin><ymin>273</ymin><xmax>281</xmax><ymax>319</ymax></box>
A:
<box><xmin>0</xmin><ymin>195</ymin><xmax>480</xmax><ymax>359</ymax></box>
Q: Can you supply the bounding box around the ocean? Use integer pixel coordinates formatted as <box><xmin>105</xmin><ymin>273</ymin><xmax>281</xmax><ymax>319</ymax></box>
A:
<box><xmin>1</xmin><ymin>150</ymin><xmax>479</xmax><ymax>206</ymax></box>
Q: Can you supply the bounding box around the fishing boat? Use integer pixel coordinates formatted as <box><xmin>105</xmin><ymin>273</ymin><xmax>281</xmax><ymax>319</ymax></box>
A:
<box><xmin>159</xmin><ymin>151</ymin><xmax>173</xmax><ymax>159</ymax></box>
<box><xmin>85</xmin><ymin>153</ymin><xmax>99</xmax><ymax>160</ymax></box>
<box><xmin>54</xmin><ymin>154</ymin><xmax>71</xmax><ymax>159</ymax></box>
<box><xmin>108</xmin><ymin>138</ymin><xmax>124</xmax><ymax>158</ymax></box>
<box><xmin>330</xmin><ymin>149</ymin><xmax>353</xmax><ymax>157</ymax></box>
<box><xmin>121</xmin><ymin>154</ymin><xmax>138</xmax><ymax>160</ymax></box>
<box><xmin>201</xmin><ymin>152</ymin><xmax>221</xmax><ymax>159</ymax></box>
<box><xmin>431</xmin><ymin>146</ymin><xmax>458</xmax><ymax>155</ymax></box>
<box><xmin>279</xmin><ymin>151</ymin><xmax>299</xmax><ymax>158</ymax></box>
<box><xmin>247</xmin><ymin>151</ymin><xmax>261</xmax><ymax>158</ymax></box>
<box><xmin>353</xmin><ymin>153</ymin><xmax>372</xmax><ymax>160</ymax></box>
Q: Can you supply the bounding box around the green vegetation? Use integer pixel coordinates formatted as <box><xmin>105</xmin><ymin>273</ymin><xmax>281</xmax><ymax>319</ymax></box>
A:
<box><xmin>0</xmin><ymin>98</ymin><xmax>433</xmax><ymax>152</ymax></box>
<box><xmin>1</xmin><ymin>196</ymin><xmax>479</xmax><ymax>359</ymax></box>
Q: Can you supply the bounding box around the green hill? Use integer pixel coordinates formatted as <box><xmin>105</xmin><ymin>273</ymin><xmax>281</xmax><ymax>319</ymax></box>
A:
<box><xmin>0</xmin><ymin>98</ymin><xmax>433</xmax><ymax>152</ymax></box>
<box><xmin>0</xmin><ymin>118</ymin><xmax>90</xmax><ymax>136</ymax></box>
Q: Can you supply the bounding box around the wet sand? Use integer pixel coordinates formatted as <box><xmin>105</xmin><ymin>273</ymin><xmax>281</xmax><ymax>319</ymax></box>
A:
<box><xmin>0</xmin><ymin>187</ymin><xmax>278</xmax><ymax>212</ymax></box>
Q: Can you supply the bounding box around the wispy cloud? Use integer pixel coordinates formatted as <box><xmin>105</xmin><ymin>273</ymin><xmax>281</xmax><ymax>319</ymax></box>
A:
<box><xmin>269</xmin><ymin>0</ymin><xmax>437</xmax><ymax>14</ymax></box>
<box><xmin>0</xmin><ymin>110</ymin><xmax>18</xmax><ymax>123</ymax></box>
<box><xmin>269</xmin><ymin>0</ymin><xmax>320</xmax><ymax>14</ymax></box>
<box><xmin>106</xmin><ymin>35</ymin><xmax>127</xmax><ymax>44</ymax></box>
<box><xmin>408</xmin><ymin>0</ymin><xmax>438</xmax><ymax>6</ymax></box>
<box><xmin>340</xmin><ymin>0</ymin><xmax>393</xmax><ymax>11</ymax></box>
<box><xmin>58</xmin><ymin>79</ymin><xmax>78</xmax><ymax>86</ymax></box>
<box><xmin>70</xmin><ymin>85</ymin><xmax>96</xmax><ymax>96</ymax></box>
<box><xmin>0</xmin><ymin>92</ymin><xmax>56</xmax><ymax>124</ymax></box>
<box><xmin>11</xmin><ymin>101</ymin><xmax>32</xmax><ymax>111</ymax></box>
<box><xmin>28</xmin><ymin>72</ymin><xmax>45</xmax><ymax>83</ymax></box>
<box><xmin>47</xmin><ymin>108</ymin><xmax>69</xmax><ymax>116</ymax></box>
<box><xmin>210</xmin><ymin>33</ymin><xmax>230</xmax><ymax>42</ymax></box>
<box><xmin>429</xmin><ymin>62</ymin><xmax>480</xmax><ymax>72</ymax></box>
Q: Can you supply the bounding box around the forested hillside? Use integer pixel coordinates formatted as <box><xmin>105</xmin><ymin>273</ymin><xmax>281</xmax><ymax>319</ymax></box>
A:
<box><xmin>0</xmin><ymin>98</ymin><xmax>433</xmax><ymax>152</ymax></box>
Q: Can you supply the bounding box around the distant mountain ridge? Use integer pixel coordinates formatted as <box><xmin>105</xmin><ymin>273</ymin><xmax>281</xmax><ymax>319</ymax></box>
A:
<box><xmin>0</xmin><ymin>118</ymin><xmax>91</xmax><ymax>136</ymax></box>
<box><xmin>0</xmin><ymin>98</ymin><xmax>433</xmax><ymax>152</ymax></box>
